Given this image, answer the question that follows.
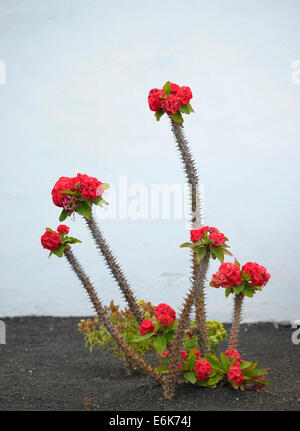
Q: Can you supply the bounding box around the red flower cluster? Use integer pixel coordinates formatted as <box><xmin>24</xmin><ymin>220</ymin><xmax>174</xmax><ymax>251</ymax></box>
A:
<box><xmin>148</xmin><ymin>83</ymin><xmax>192</xmax><ymax>115</ymax></box>
<box><xmin>52</xmin><ymin>176</ymin><xmax>77</xmax><ymax>208</ymax></box>
<box><xmin>190</xmin><ymin>226</ymin><xmax>226</xmax><ymax>247</ymax></box>
<box><xmin>224</xmin><ymin>349</ymin><xmax>242</xmax><ymax>362</ymax></box>
<box><xmin>140</xmin><ymin>318</ymin><xmax>155</xmax><ymax>335</ymax></box>
<box><xmin>211</xmin><ymin>263</ymin><xmax>242</xmax><ymax>288</ymax></box>
<box><xmin>41</xmin><ymin>230</ymin><xmax>61</xmax><ymax>251</ymax></box>
<box><xmin>195</xmin><ymin>359</ymin><xmax>211</xmax><ymax>381</ymax></box>
<box><xmin>154</xmin><ymin>303</ymin><xmax>176</xmax><ymax>327</ymax></box>
<box><xmin>57</xmin><ymin>225</ymin><xmax>69</xmax><ymax>234</ymax></box>
<box><xmin>180</xmin><ymin>350</ymin><xmax>188</xmax><ymax>360</ymax></box>
<box><xmin>242</xmin><ymin>262</ymin><xmax>270</xmax><ymax>287</ymax></box>
<box><xmin>76</xmin><ymin>173</ymin><xmax>104</xmax><ymax>202</ymax></box>
<box><xmin>227</xmin><ymin>365</ymin><xmax>244</xmax><ymax>386</ymax></box>
<box><xmin>51</xmin><ymin>173</ymin><xmax>104</xmax><ymax>209</ymax></box>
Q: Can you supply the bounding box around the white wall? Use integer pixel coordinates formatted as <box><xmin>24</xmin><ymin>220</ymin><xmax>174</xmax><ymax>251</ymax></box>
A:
<box><xmin>1</xmin><ymin>0</ymin><xmax>300</xmax><ymax>321</ymax></box>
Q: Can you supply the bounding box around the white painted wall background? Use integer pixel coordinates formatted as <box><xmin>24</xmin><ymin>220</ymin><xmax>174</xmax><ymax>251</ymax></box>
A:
<box><xmin>0</xmin><ymin>0</ymin><xmax>299</xmax><ymax>321</ymax></box>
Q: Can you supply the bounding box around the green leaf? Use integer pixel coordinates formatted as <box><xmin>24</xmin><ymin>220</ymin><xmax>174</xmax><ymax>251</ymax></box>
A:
<box><xmin>153</xmin><ymin>334</ymin><xmax>167</xmax><ymax>355</ymax></box>
<box><xmin>51</xmin><ymin>244</ymin><xmax>65</xmax><ymax>258</ymax></box>
<box><xmin>234</xmin><ymin>259</ymin><xmax>240</xmax><ymax>268</ymax></box>
<box><xmin>132</xmin><ymin>332</ymin><xmax>155</xmax><ymax>343</ymax></box>
<box><xmin>76</xmin><ymin>201</ymin><xmax>92</xmax><ymax>219</ymax></box>
<box><xmin>196</xmin><ymin>247</ymin><xmax>207</xmax><ymax>262</ymax></box>
<box><xmin>233</xmin><ymin>285</ymin><xmax>244</xmax><ymax>295</ymax></box>
<box><xmin>59</xmin><ymin>209</ymin><xmax>69</xmax><ymax>222</ymax></box>
<box><xmin>253</xmin><ymin>378</ymin><xmax>269</xmax><ymax>385</ymax></box>
<box><xmin>254</xmin><ymin>369</ymin><xmax>267</xmax><ymax>376</ymax></box>
<box><xmin>155</xmin><ymin>109</ymin><xmax>165</xmax><ymax>121</ymax></box>
<box><xmin>225</xmin><ymin>287</ymin><xmax>232</xmax><ymax>297</ymax></box>
<box><xmin>179</xmin><ymin>104</ymin><xmax>190</xmax><ymax>114</ymax></box>
<box><xmin>239</xmin><ymin>361</ymin><xmax>252</xmax><ymax>370</ymax></box>
<box><xmin>65</xmin><ymin>237</ymin><xmax>82</xmax><ymax>245</ymax></box>
<box><xmin>210</xmin><ymin>246</ymin><xmax>224</xmax><ymax>263</ymax></box>
<box><xmin>163</xmin><ymin>81</ymin><xmax>172</xmax><ymax>95</ymax></box>
<box><xmin>241</xmin><ymin>271</ymin><xmax>251</xmax><ymax>281</ymax></box>
<box><xmin>184</xmin><ymin>372</ymin><xmax>197</xmax><ymax>384</ymax></box>
<box><xmin>187</xmin><ymin>103</ymin><xmax>195</xmax><ymax>113</ymax></box>
<box><xmin>223</xmin><ymin>248</ymin><xmax>233</xmax><ymax>256</ymax></box>
<box><xmin>180</xmin><ymin>242</ymin><xmax>193</xmax><ymax>248</ymax></box>
<box><xmin>220</xmin><ymin>353</ymin><xmax>230</xmax><ymax>372</ymax></box>
<box><xmin>208</xmin><ymin>374</ymin><xmax>223</xmax><ymax>385</ymax></box>
<box><xmin>243</xmin><ymin>286</ymin><xmax>254</xmax><ymax>297</ymax></box>
<box><xmin>60</xmin><ymin>190</ymin><xmax>80</xmax><ymax>197</ymax></box>
<box><xmin>206</xmin><ymin>354</ymin><xmax>224</xmax><ymax>372</ymax></box>
<box><xmin>170</xmin><ymin>111</ymin><xmax>183</xmax><ymax>123</ymax></box>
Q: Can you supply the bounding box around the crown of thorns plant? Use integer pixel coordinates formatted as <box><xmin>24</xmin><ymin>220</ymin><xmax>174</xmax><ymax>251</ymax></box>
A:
<box><xmin>41</xmin><ymin>82</ymin><xmax>270</xmax><ymax>399</ymax></box>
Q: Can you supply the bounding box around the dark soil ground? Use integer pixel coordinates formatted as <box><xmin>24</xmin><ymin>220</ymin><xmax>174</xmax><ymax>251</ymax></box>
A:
<box><xmin>0</xmin><ymin>317</ymin><xmax>299</xmax><ymax>411</ymax></box>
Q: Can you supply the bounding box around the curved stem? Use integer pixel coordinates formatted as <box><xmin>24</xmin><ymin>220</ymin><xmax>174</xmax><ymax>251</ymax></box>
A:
<box><xmin>85</xmin><ymin>213</ymin><xmax>144</xmax><ymax>324</ymax></box>
<box><xmin>228</xmin><ymin>294</ymin><xmax>244</xmax><ymax>350</ymax></box>
<box><xmin>64</xmin><ymin>248</ymin><xmax>163</xmax><ymax>386</ymax></box>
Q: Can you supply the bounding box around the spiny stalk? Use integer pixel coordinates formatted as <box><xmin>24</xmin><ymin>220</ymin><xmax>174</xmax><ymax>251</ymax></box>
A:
<box><xmin>228</xmin><ymin>293</ymin><xmax>244</xmax><ymax>350</ymax></box>
<box><xmin>64</xmin><ymin>248</ymin><xmax>163</xmax><ymax>385</ymax></box>
<box><xmin>170</xmin><ymin>119</ymin><xmax>203</xmax><ymax>228</ymax></box>
<box><xmin>85</xmin><ymin>212</ymin><xmax>144</xmax><ymax>324</ymax></box>
<box><xmin>194</xmin><ymin>251</ymin><xmax>211</xmax><ymax>356</ymax></box>
<box><xmin>170</xmin><ymin>118</ymin><xmax>210</xmax><ymax>357</ymax></box>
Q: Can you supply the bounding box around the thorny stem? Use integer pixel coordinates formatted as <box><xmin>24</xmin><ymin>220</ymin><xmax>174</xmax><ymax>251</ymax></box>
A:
<box><xmin>228</xmin><ymin>294</ymin><xmax>244</xmax><ymax>350</ymax></box>
<box><xmin>194</xmin><ymin>251</ymin><xmax>211</xmax><ymax>356</ymax></box>
<box><xmin>170</xmin><ymin>119</ymin><xmax>202</xmax><ymax>228</ymax></box>
<box><xmin>64</xmin><ymin>248</ymin><xmax>164</xmax><ymax>386</ymax></box>
<box><xmin>85</xmin><ymin>212</ymin><xmax>144</xmax><ymax>325</ymax></box>
<box><xmin>170</xmin><ymin>119</ymin><xmax>210</xmax><ymax>357</ymax></box>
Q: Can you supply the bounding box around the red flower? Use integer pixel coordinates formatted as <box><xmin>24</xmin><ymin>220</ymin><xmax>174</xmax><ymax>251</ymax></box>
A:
<box><xmin>190</xmin><ymin>226</ymin><xmax>210</xmax><ymax>243</ymax></box>
<box><xmin>194</xmin><ymin>349</ymin><xmax>201</xmax><ymax>359</ymax></box>
<box><xmin>41</xmin><ymin>231</ymin><xmax>61</xmax><ymax>251</ymax></box>
<box><xmin>170</xmin><ymin>83</ymin><xmax>180</xmax><ymax>94</ymax></box>
<box><xmin>195</xmin><ymin>359</ymin><xmax>211</xmax><ymax>381</ymax></box>
<box><xmin>148</xmin><ymin>88</ymin><xmax>164</xmax><ymax>111</ymax></box>
<box><xmin>227</xmin><ymin>365</ymin><xmax>244</xmax><ymax>386</ymax></box>
<box><xmin>211</xmin><ymin>263</ymin><xmax>242</xmax><ymax>288</ymax></box>
<box><xmin>209</xmin><ymin>232</ymin><xmax>226</xmax><ymax>247</ymax></box>
<box><xmin>241</xmin><ymin>262</ymin><xmax>270</xmax><ymax>287</ymax></box>
<box><xmin>51</xmin><ymin>176</ymin><xmax>77</xmax><ymax>208</ymax></box>
<box><xmin>224</xmin><ymin>349</ymin><xmax>242</xmax><ymax>362</ymax></box>
<box><xmin>180</xmin><ymin>350</ymin><xmax>188</xmax><ymax>360</ymax></box>
<box><xmin>177</xmin><ymin>362</ymin><xmax>183</xmax><ymax>370</ymax></box>
<box><xmin>139</xmin><ymin>318</ymin><xmax>155</xmax><ymax>335</ymax></box>
<box><xmin>154</xmin><ymin>303</ymin><xmax>176</xmax><ymax>322</ymax></box>
<box><xmin>177</xmin><ymin>86</ymin><xmax>192</xmax><ymax>105</ymax></box>
<box><xmin>160</xmin><ymin>94</ymin><xmax>181</xmax><ymax>115</ymax></box>
<box><xmin>157</xmin><ymin>313</ymin><xmax>174</xmax><ymax>327</ymax></box>
<box><xmin>57</xmin><ymin>225</ymin><xmax>69</xmax><ymax>234</ymax></box>
<box><xmin>76</xmin><ymin>173</ymin><xmax>104</xmax><ymax>201</ymax></box>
